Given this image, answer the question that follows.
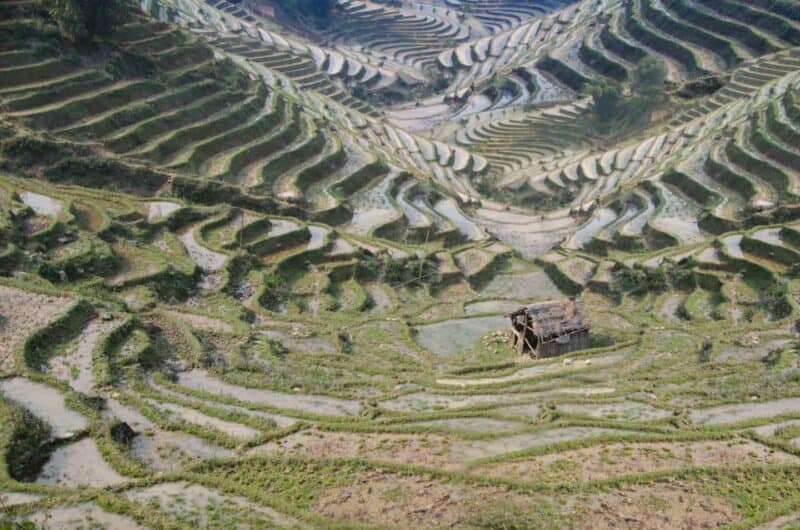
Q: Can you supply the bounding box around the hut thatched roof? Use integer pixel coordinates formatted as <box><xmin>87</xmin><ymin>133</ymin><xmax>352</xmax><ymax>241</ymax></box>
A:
<box><xmin>509</xmin><ymin>299</ymin><xmax>590</xmax><ymax>340</ymax></box>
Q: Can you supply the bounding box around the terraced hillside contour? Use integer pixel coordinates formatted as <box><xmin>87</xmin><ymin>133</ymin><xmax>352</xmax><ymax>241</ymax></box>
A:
<box><xmin>427</xmin><ymin>0</ymin><xmax>800</xmax><ymax>183</ymax></box>
<box><xmin>2</xmin><ymin>0</ymin><xmax>800</xmax><ymax>528</ymax></box>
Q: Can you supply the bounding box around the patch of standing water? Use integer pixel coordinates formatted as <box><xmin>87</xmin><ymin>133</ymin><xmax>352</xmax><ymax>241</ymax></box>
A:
<box><xmin>690</xmin><ymin>397</ymin><xmax>800</xmax><ymax>425</ymax></box>
<box><xmin>529</xmin><ymin>68</ymin><xmax>573</xmax><ymax>104</ymax></box>
<box><xmin>178</xmin><ymin>369</ymin><xmax>361</xmax><ymax>417</ymax></box>
<box><xmin>328</xmin><ymin>237</ymin><xmax>354</xmax><ymax>256</ymax></box>
<box><xmin>659</xmin><ymin>293</ymin><xmax>683</xmax><ymax>321</ymax></box>
<box><xmin>697</xmin><ymin>247</ymin><xmax>721</xmax><ymax>265</ymax></box>
<box><xmin>179</xmin><ymin>227</ymin><xmax>227</xmax><ymax>271</ymax></box>
<box><xmin>346</xmin><ymin>173</ymin><xmax>397</xmax><ymax>236</ymax></box>
<box><xmin>479</xmin><ymin>270</ymin><xmax>562</xmax><ymax>299</ymax></box>
<box><xmin>0</xmin><ymin>378</ymin><xmax>86</xmax><ymax>437</ymax></box>
<box><xmin>436</xmin><ymin>353</ymin><xmax>626</xmax><ymax>387</ymax></box>
<box><xmin>381</xmin><ymin>392</ymin><xmax>533</xmax><ymax>413</ymax></box>
<box><xmin>27</xmin><ymin>503</ymin><xmax>146</xmax><ymax>530</ymax></box>
<box><xmin>565</xmin><ymin>208</ymin><xmax>617</xmax><ymax>250</ymax></box>
<box><xmin>0</xmin><ymin>492</ymin><xmax>41</xmax><ymax>507</ymax></box>
<box><xmin>131</xmin><ymin>431</ymin><xmax>232</xmax><ymax>472</ymax></box>
<box><xmin>752</xmin><ymin>420</ymin><xmax>800</xmax><ymax>438</ymax></box>
<box><xmin>722</xmin><ymin>235</ymin><xmax>744</xmax><ymax>258</ymax></box>
<box><xmin>464</xmin><ymin>299</ymin><xmax>518</xmax><ymax>315</ymax></box>
<box><xmin>407</xmin><ymin>417</ymin><xmax>527</xmax><ymax>434</ymax></box>
<box><xmin>457</xmin><ymin>428</ymin><xmax>633</xmax><ymax>460</ymax></box>
<box><xmin>652</xmin><ymin>183</ymin><xmax>704</xmax><ymax>243</ymax></box>
<box><xmin>412</xmin><ymin>196</ymin><xmax>446</xmax><ymax>227</ymax></box>
<box><xmin>49</xmin><ymin>318</ymin><xmax>120</xmax><ymax>394</ymax></box>
<box><xmin>37</xmin><ymin>438</ymin><xmax>128</xmax><ymax>487</ymax></box>
<box><xmin>752</xmin><ymin>228</ymin><xmax>785</xmax><ymax>247</ymax></box>
<box><xmin>151</xmin><ymin>382</ymin><xmax>298</xmax><ymax>428</ymax></box>
<box><xmin>146</xmin><ymin>201</ymin><xmax>180</xmax><ymax>223</ymax></box>
<box><xmin>125</xmin><ymin>482</ymin><xmax>305</xmax><ymax>529</ymax></box>
<box><xmin>500</xmin><ymin>403</ymin><xmax>541</xmax><ymax>419</ymax></box>
<box><xmin>147</xmin><ymin>399</ymin><xmax>260</xmax><ymax>440</ymax></box>
<box><xmin>453</xmin><ymin>94</ymin><xmax>493</xmax><ymax>120</ymax></box>
<box><xmin>103</xmin><ymin>398</ymin><xmax>235</xmax><ymax>470</ymax></box>
<box><xmin>18</xmin><ymin>191</ymin><xmax>62</xmax><ymax>217</ymax></box>
<box><xmin>717</xmin><ymin>339</ymin><xmax>793</xmax><ymax>362</ymax></box>
<box><xmin>599</xmin><ymin>203</ymin><xmax>638</xmax><ymax>237</ymax></box>
<box><xmin>622</xmin><ymin>194</ymin><xmax>655</xmax><ymax>236</ymax></box>
<box><xmin>556</xmin><ymin>387</ymin><xmax>616</xmax><ymax>396</ymax></box>
<box><xmin>556</xmin><ymin>401</ymin><xmax>673</xmax><ymax>422</ymax></box>
<box><xmin>434</xmin><ymin>198</ymin><xmax>483</xmax><ymax>240</ymax></box>
<box><xmin>268</xmin><ymin>218</ymin><xmax>299</xmax><ymax>237</ymax></box>
<box><xmin>307</xmin><ymin>225</ymin><xmax>328</xmax><ymax>250</ymax></box>
<box><xmin>415</xmin><ymin>315</ymin><xmax>506</xmax><ymax>357</ymax></box>
<box><xmin>103</xmin><ymin>399</ymin><xmax>154</xmax><ymax>430</ymax></box>
<box><xmin>397</xmin><ymin>190</ymin><xmax>430</xmax><ymax>228</ymax></box>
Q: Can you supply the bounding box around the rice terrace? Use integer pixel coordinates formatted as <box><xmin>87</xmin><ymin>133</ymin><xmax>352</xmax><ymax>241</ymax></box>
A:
<box><xmin>2</xmin><ymin>0</ymin><xmax>800</xmax><ymax>527</ymax></box>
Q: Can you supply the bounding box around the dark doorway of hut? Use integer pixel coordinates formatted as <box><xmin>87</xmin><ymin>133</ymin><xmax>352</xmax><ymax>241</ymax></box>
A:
<box><xmin>507</xmin><ymin>299</ymin><xmax>590</xmax><ymax>358</ymax></box>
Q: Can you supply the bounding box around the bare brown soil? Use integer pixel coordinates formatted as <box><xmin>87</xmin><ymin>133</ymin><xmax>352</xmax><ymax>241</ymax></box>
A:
<box><xmin>0</xmin><ymin>286</ymin><xmax>72</xmax><ymax>371</ymax></box>
<box><xmin>312</xmin><ymin>470</ymin><xmax>509</xmax><ymax>529</ymax></box>
<box><xmin>568</xmin><ymin>481</ymin><xmax>739</xmax><ymax>529</ymax></box>
<box><xmin>481</xmin><ymin>439</ymin><xmax>796</xmax><ymax>483</ymax></box>
<box><xmin>249</xmin><ymin>429</ymin><xmax>456</xmax><ymax>469</ymax></box>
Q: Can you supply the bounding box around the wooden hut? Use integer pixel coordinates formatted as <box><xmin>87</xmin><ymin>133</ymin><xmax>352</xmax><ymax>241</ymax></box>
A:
<box><xmin>507</xmin><ymin>299</ymin><xmax>590</xmax><ymax>358</ymax></box>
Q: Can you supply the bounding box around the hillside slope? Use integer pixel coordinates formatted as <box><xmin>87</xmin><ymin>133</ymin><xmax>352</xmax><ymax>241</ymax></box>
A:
<box><xmin>1</xmin><ymin>0</ymin><xmax>800</xmax><ymax>528</ymax></box>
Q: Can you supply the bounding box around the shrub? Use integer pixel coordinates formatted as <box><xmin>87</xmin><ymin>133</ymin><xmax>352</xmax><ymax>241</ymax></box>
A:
<box><xmin>338</xmin><ymin>331</ymin><xmax>353</xmax><ymax>354</ymax></box>
<box><xmin>590</xmin><ymin>80</ymin><xmax>623</xmax><ymax>123</ymax></box>
<box><xmin>265</xmin><ymin>337</ymin><xmax>288</xmax><ymax>358</ymax></box>
<box><xmin>5</xmin><ymin>406</ymin><xmax>51</xmax><ymax>481</ymax></box>
<box><xmin>617</xmin><ymin>265</ymin><xmax>667</xmax><ymax>294</ymax></box>
<box><xmin>670</xmin><ymin>265</ymin><xmax>696</xmax><ymax>290</ymax></box>
<box><xmin>618</xmin><ymin>266</ymin><xmax>647</xmax><ymax>293</ymax></box>
<box><xmin>760</xmin><ymin>283</ymin><xmax>793</xmax><ymax>320</ymax></box>
<box><xmin>357</xmin><ymin>251</ymin><xmax>438</xmax><ymax>288</ymax></box>
<box><xmin>259</xmin><ymin>270</ymin><xmax>289</xmax><ymax>311</ymax></box>
<box><xmin>589</xmin><ymin>56</ymin><xmax>668</xmax><ymax>131</ymax></box>
<box><xmin>37</xmin><ymin>0</ymin><xmax>127</xmax><ymax>43</ymax></box>
<box><xmin>762</xmin><ymin>349</ymin><xmax>783</xmax><ymax>367</ymax></box>
<box><xmin>633</xmin><ymin>56</ymin><xmax>668</xmax><ymax>103</ymax></box>
<box><xmin>384</xmin><ymin>255</ymin><xmax>439</xmax><ymax>288</ymax></box>
<box><xmin>645</xmin><ymin>265</ymin><xmax>668</xmax><ymax>291</ymax></box>
<box><xmin>698</xmin><ymin>340</ymin><xmax>712</xmax><ymax>363</ymax></box>
<box><xmin>427</xmin><ymin>68</ymin><xmax>449</xmax><ymax>92</ymax></box>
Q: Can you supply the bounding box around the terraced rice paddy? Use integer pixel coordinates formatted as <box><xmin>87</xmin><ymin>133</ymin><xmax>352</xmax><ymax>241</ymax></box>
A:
<box><xmin>1</xmin><ymin>0</ymin><xmax>800</xmax><ymax>527</ymax></box>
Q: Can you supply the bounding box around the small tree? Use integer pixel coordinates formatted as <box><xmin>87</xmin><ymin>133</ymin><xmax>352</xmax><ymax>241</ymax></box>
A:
<box><xmin>38</xmin><ymin>0</ymin><xmax>126</xmax><ymax>43</ymax></box>
<box><xmin>590</xmin><ymin>79</ymin><xmax>622</xmax><ymax>123</ymax></box>
<box><xmin>590</xmin><ymin>57</ymin><xmax>667</xmax><ymax>131</ymax></box>
<box><xmin>633</xmin><ymin>56</ymin><xmax>667</xmax><ymax>103</ymax></box>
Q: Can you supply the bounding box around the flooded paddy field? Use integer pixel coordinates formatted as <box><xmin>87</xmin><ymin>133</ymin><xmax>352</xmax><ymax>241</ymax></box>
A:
<box><xmin>37</xmin><ymin>438</ymin><xmax>128</xmax><ymax>487</ymax></box>
<box><xmin>405</xmin><ymin>417</ymin><xmax>528</xmax><ymax>435</ymax></box>
<box><xmin>27</xmin><ymin>503</ymin><xmax>146</xmax><ymax>530</ymax></box>
<box><xmin>414</xmin><ymin>315</ymin><xmax>506</xmax><ymax>357</ymax></box>
<box><xmin>177</xmin><ymin>369</ymin><xmax>361</xmax><ymax>417</ymax></box>
<box><xmin>0</xmin><ymin>378</ymin><xmax>87</xmax><ymax>437</ymax></box>
<box><xmin>125</xmin><ymin>482</ymin><xmax>303</xmax><ymax>529</ymax></box>
<box><xmin>690</xmin><ymin>398</ymin><xmax>800</xmax><ymax>426</ymax></box>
